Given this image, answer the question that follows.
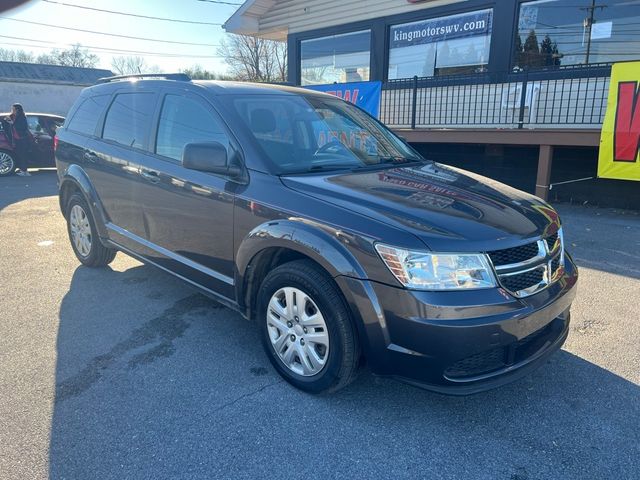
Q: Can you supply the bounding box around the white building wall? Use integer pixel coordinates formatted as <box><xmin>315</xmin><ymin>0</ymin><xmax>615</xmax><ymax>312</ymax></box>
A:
<box><xmin>259</xmin><ymin>0</ymin><xmax>468</xmax><ymax>36</ymax></box>
<box><xmin>0</xmin><ymin>81</ymin><xmax>84</xmax><ymax>117</ymax></box>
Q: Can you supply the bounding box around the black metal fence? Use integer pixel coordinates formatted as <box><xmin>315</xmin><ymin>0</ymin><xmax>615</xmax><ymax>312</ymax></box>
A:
<box><xmin>380</xmin><ymin>64</ymin><xmax>612</xmax><ymax>129</ymax></box>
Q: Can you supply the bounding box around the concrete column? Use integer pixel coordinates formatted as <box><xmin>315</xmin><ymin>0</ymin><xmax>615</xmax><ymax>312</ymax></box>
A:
<box><xmin>535</xmin><ymin>145</ymin><xmax>554</xmax><ymax>201</ymax></box>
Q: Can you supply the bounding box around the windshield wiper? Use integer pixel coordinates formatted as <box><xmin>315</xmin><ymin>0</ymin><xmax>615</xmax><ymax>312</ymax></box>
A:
<box><xmin>375</xmin><ymin>156</ymin><xmax>420</xmax><ymax>164</ymax></box>
<box><xmin>286</xmin><ymin>164</ymin><xmax>358</xmax><ymax>175</ymax></box>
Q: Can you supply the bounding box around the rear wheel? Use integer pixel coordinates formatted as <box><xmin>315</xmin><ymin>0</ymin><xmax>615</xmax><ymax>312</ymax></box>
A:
<box><xmin>66</xmin><ymin>193</ymin><xmax>117</xmax><ymax>267</ymax></box>
<box><xmin>0</xmin><ymin>150</ymin><xmax>16</xmax><ymax>177</ymax></box>
<box><xmin>257</xmin><ymin>260</ymin><xmax>360</xmax><ymax>394</ymax></box>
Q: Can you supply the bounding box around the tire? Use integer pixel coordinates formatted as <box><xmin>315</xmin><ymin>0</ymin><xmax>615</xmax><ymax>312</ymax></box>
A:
<box><xmin>257</xmin><ymin>259</ymin><xmax>360</xmax><ymax>394</ymax></box>
<box><xmin>0</xmin><ymin>150</ymin><xmax>16</xmax><ymax>177</ymax></box>
<box><xmin>65</xmin><ymin>193</ymin><xmax>117</xmax><ymax>267</ymax></box>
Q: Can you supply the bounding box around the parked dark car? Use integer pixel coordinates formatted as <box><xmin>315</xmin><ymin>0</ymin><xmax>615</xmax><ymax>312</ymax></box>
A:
<box><xmin>0</xmin><ymin>112</ymin><xmax>64</xmax><ymax>176</ymax></box>
<box><xmin>55</xmin><ymin>74</ymin><xmax>578</xmax><ymax>394</ymax></box>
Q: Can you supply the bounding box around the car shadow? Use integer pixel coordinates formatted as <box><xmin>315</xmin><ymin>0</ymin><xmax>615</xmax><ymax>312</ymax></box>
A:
<box><xmin>0</xmin><ymin>168</ymin><xmax>58</xmax><ymax>213</ymax></box>
<box><xmin>49</xmin><ymin>262</ymin><xmax>640</xmax><ymax>479</ymax></box>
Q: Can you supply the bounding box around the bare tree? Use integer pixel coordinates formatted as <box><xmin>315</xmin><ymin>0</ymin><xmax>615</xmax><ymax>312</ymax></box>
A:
<box><xmin>111</xmin><ymin>56</ymin><xmax>162</xmax><ymax>75</ymax></box>
<box><xmin>217</xmin><ymin>34</ymin><xmax>287</xmax><ymax>82</ymax></box>
<box><xmin>0</xmin><ymin>48</ymin><xmax>35</xmax><ymax>62</ymax></box>
<box><xmin>54</xmin><ymin>44</ymin><xmax>99</xmax><ymax>68</ymax></box>
<box><xmin>34</xmin><ymin>44</ymin><xmax>98</xmax><ymax>68</ymax></box>
<box><xmin>180</xmin><ymin>64</ymin><xmax>233</xmax><ymax>80</ymax></box>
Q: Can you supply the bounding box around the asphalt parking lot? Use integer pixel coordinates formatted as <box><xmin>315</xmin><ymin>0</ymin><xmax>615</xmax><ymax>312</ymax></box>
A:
<box><xmin>1</xmin><ymin>170</ymin><xmax>639</xmax><ymax>480</ymax></box>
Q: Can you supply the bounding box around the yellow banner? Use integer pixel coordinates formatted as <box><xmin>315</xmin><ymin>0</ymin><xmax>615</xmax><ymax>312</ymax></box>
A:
<box><xmin>598</xmin><ymin>61</ymin><xmax>640</xmax><ymax>181</ymax></box>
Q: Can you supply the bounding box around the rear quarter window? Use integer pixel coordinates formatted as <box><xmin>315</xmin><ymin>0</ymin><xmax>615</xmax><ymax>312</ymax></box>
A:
<box><xmin>66</xmin><ymin>94</ymin><xmax>111</xmax><ymax>136</ymax></box>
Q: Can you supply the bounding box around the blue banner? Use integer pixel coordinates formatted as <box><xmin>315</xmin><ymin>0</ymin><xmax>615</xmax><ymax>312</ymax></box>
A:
<box><xmin>390</xmin><ymin>10</ymin><xmax>492</xmax><ymax>49</ymax></box>
<box><xmin>305</xmin><ymin>81</ymin><xmax>382</xmax><ymax>118</ymax></box>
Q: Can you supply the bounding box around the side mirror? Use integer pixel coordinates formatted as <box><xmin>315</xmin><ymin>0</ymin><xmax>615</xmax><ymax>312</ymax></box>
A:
<box><xmin>182</xmin><ymin>142</ymin><xmax>242</xmax><ymax>179</ymax></box>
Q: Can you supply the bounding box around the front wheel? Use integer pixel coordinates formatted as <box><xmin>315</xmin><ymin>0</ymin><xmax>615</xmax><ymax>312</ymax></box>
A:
<box><xmin>66</xmin><ymin>193</ymin><xmax>117</xmax><ymax>267</ymax></box>
<box><xmin>257</xmin><ymin>260</ymin><xmax>360</xmax><ymax>394</ymax></box>
<box><xmin>0</xmin><ymin>150</ymin><xmax>16</xmax><ymax>177</ymax></box>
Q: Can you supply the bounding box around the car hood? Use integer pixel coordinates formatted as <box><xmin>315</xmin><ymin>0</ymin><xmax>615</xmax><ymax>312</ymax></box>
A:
<box><xmin>280</xmin><ymin>163</ymin><xmax>561</xmax><ymax>252</ymax></box>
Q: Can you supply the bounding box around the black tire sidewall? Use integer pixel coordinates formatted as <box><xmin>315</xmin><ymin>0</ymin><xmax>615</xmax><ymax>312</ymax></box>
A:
<box><xmin>257</xmin><ymin>263</ymin><xmax>354</xmax><ymax>394</ymax></box>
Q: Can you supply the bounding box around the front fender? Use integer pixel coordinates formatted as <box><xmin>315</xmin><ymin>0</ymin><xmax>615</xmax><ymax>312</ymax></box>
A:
<box><xmin>236</xmin><ymin>218</ymin><xmax>384</xmax><ymax>359</ymax></box>
<box><xmin>59</xmin><ymin>164</ymin><xmax>109</xmax><ymax>239</ymax></box>
<box><xmin>236</xmin><ymin>218</ymin><xmax>369</xmax><ymax>283</ymax></box>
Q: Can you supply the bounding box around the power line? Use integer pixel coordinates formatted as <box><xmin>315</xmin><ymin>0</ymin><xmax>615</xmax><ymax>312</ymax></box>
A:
<box><xmin>0</xmin><ymin>35</ymin><xmax>226</xmax><ymax>58</ymax></box>
<box><xmin>41</xmin><ymin>0</ymin><xmax>223</xmax><ymax>26</ymax></box>
<box><xmin>0</xmin><ymin>17</ymin><xmax>222</xmax><ymax>47</ymax></box>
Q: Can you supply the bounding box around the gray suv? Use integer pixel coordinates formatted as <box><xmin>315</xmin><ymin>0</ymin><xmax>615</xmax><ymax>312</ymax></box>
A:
<box><xmin>56</xmin><ymin>74</ymin><xmax>578</xmax><ymax>394</ymax></box>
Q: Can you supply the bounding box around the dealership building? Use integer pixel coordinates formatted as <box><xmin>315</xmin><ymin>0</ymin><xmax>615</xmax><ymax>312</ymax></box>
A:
<box><xmin>225</xmin><ymin>0</ymin><xmax>640</xmax><ymax>208</ymax></box>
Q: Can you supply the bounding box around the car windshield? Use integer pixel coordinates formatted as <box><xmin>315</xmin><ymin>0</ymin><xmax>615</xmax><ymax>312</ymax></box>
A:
<box><xmin>232</xmin><ymin>94</ymin><xmax>424</xmax><ymax>174</ymax></box>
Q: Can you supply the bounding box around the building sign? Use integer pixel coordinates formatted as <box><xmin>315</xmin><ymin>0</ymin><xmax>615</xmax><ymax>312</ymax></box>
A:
<box><xmin>305</xmin><ymin>81</ymin><xmax>382</xmax><ymax>117</ymax></box>
<box><xmin>390</xmin><ymin>10</ymin><xmax>492</xmax><ymax>49</ymax></box>
<box><xmin>598</xmin><ymin>61</ymin><xmax>640</xmax><ymax>181</ymax></box>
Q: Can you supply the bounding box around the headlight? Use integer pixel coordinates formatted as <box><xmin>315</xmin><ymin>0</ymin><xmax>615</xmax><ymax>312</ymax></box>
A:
<box><xmin>375</xmin><ymin>244</ymin><xmax>496</xmax><ymax>290</ymax></box>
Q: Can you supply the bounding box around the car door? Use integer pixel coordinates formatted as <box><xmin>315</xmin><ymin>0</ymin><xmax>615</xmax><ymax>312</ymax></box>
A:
<box><xmin>82</xmin><ymin>90</ymin><xmax>157</xmax><ymax>250</ymax></box>
<box><xmin>134</xmin><ymin>91</ymin><xmax>240</xmax><ymax>300</ymax></box>
<box><xmin>27</xmin><ymin>115</ymin><xmax>58</xmax><ymax>167</ymax></box>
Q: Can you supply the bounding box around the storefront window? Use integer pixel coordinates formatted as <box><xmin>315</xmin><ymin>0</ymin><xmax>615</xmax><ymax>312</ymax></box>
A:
<box><xmin>300</xmin><ymin>30</ymin><xmax>371</xmax><ymax>85</ymax></box>
<box><xmin>514</xmin><ymin>0</ymin><xmax>640</xmax><ymax>69</ymax></box>
<box><xmin>388</xmin><ymin>9</ymin><xmax>493</xmax><ymax>79</ymax></box>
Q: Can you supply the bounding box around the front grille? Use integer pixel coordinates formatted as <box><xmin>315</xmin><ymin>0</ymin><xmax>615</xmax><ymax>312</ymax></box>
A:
<box><xmin>546</xmin><ymin>233</ymin><xmax>558</xmax><ymax>252</ymax></box>
<box><xmin>487</xmin><ymin>234</ymin><xmax>564</xmax><ymax>298</ymax></box>
<box><xmin>444</xmin><ymin>319</ymin><xmax>563</xmax><ymax>380</ymax></box>
<box><xmin>551</xmin><ymin>257</ymin><xmax>560</xmax><ymax>274</ymax></box>
<box><xmin>487</xmin><ymin>241</ymin><xmax>539</xmax><ymax>267</ymax></box>
<box><xmin>500</xmin><ymin>267</ymin><xmax>545</xmax><ymax>293</ymax></box>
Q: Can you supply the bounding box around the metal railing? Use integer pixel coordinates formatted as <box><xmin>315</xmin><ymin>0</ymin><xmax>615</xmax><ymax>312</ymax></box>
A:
<box><xmin>380</xmin><ymin>64</ymin><xmax>612</xmax><ymax>130</ymax></box>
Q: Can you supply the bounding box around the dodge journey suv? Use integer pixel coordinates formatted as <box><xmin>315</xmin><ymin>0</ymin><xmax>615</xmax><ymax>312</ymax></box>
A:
<box><xmin>56</xmin><ymin>73</ymin><xmax>578</xmax><ymax>394</ymax></box>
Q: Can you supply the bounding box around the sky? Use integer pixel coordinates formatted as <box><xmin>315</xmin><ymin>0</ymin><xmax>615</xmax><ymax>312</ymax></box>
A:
<box><xmin>0</xmin><ymin>0</ymin><xmax>243</xmax><ymax>73</ymax></box>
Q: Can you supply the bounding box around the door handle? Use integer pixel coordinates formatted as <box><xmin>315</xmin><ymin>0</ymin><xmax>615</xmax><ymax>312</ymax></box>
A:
<box><xmin>83</xmin><ymin>151</ymin><xmax>98</xmax><ymax>163</ymax></box>
<box><xmin>140</xmin><ymin>169</ymin><xmax>160</xmax><ymax>183</ymax></box>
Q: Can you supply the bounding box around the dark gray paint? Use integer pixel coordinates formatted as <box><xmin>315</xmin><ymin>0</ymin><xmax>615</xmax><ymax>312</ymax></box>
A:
<box><xmin>55</xmin><ymin>79</ymin><xmax>579</xmax><ymax>393</ymax></box>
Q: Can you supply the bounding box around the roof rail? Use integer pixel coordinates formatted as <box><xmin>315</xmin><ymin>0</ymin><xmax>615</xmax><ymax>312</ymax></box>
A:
<box><xmin>96</xmin><ymin>73</ymin><xmax>191</xmax><ymax>84</ymax></box>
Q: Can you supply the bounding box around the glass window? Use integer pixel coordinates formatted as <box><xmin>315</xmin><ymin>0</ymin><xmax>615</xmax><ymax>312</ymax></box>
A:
<box><xmin>26</xmin><ymin>116</ymin><xmax>40</xmax><ymax>133</ymax></box>
<box><xmin>388</xmin><ymin>9</ymin><xmax>493</xmax><ymax>79</ymax></box>
<box><xmin>232</xmin><ymin>94</ymin><xmax>422</xmax><ymax>174</ymax></box>
<box><xmin>515</xmin><ymin>0</ymin><xmax>640</xmax><ymax>69</ymax></box>
<box><xmin>102</xmin><ymin>93</ymin><xmax>155</xmax><ymax>150</ymax></box>
<box><xmin>155</xmin><ymin>95</ymin><xmax>229</xmax><ymax>161</ymax></box>
<box><xmin>301</xmin><ymin>30</ymin><xmax>371</xmax><ymax>85</ymax></box>
<box><xmin>66</xmin><ymin>94</ymin><xmax>110</xmax><ymax>136</ymax></box>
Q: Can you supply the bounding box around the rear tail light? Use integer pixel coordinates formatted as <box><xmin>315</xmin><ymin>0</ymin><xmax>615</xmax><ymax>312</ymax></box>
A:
<box><xmin>53</xmin><ymin>135</ymin><xmax>58</xmax><ymax>152</ymax></box>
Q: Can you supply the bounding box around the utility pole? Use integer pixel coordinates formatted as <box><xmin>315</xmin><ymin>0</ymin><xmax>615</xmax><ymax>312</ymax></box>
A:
<box><xmin>581</xmin><ymin>0</ymin><xmax>608</xmax><ymax>65</ymax></box>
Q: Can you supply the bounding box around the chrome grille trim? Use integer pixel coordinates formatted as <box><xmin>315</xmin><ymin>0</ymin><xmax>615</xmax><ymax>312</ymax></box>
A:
<box><xmin>488</xmin><ymin>229</ymin><xmax>564</xmax><ymax>298</ymax></box>
<box><xmin>493</xmin><ymin>240</ymin><xmax>547</xmax><ymax>274</ymax></box>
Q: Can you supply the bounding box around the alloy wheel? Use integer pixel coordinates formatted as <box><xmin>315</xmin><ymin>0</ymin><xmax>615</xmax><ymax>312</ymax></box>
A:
<box><xmin>266</xmin><ymin>286</ymin><xmax>330</xmax><ymax>377</ymax></box>
<box><xmin>0</xmin><ymin>152</ymin><xmax>14</xmax><ymax>175</ymax></box>
<box><xmin>69</xmin><ymin>204</ymin><xmax>92</xmax><ymax>257</ymax></box>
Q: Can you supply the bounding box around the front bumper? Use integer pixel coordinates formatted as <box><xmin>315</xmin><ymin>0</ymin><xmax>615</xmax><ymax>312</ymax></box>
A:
<box><xmin>336</xmin><ymin>254</ymin><xmax>578</xmax><ymax>395</ymax></box>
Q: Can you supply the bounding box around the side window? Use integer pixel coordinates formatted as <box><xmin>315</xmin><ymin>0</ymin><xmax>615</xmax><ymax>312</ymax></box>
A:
<box><xmin>102</xmin><ymin>92</ymin><xmax>156</xmax><ymax>150</ymax></box>
<box><xmin>155</xmin><ymin>94</ymin><xmax>229</xmax><ymax>161</ymax></box>
<box><xmin>26</xmin><ymin>116</ymin><xmax>41</xmax><ymax>133</ymax></box>
<box><xmin>66</xmin><ymin>94</ymin><xmax>111</xmax><ymax>136</ymax></box>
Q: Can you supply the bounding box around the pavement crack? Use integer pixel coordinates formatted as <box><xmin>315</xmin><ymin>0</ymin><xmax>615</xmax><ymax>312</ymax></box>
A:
<box><xmin>208</xmin><ymin>380</ymin><xmax>283</xmax><ymax>414</ymax></box>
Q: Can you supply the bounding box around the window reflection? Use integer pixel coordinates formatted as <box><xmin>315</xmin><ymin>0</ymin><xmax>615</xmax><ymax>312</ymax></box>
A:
<box><xmin>514</xmin><ymin>0</ymin><xmax>640</xmax><ymax>70</ymax></box>
<box><xmin>388</xmin><ymin>9</ymin><xmax>493</xmax><ymax>79</ymax></box>
<box><xmin>300</xmin><ymin>30</ymin><xmax>371</xmax><ymax>85</ymax></box>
